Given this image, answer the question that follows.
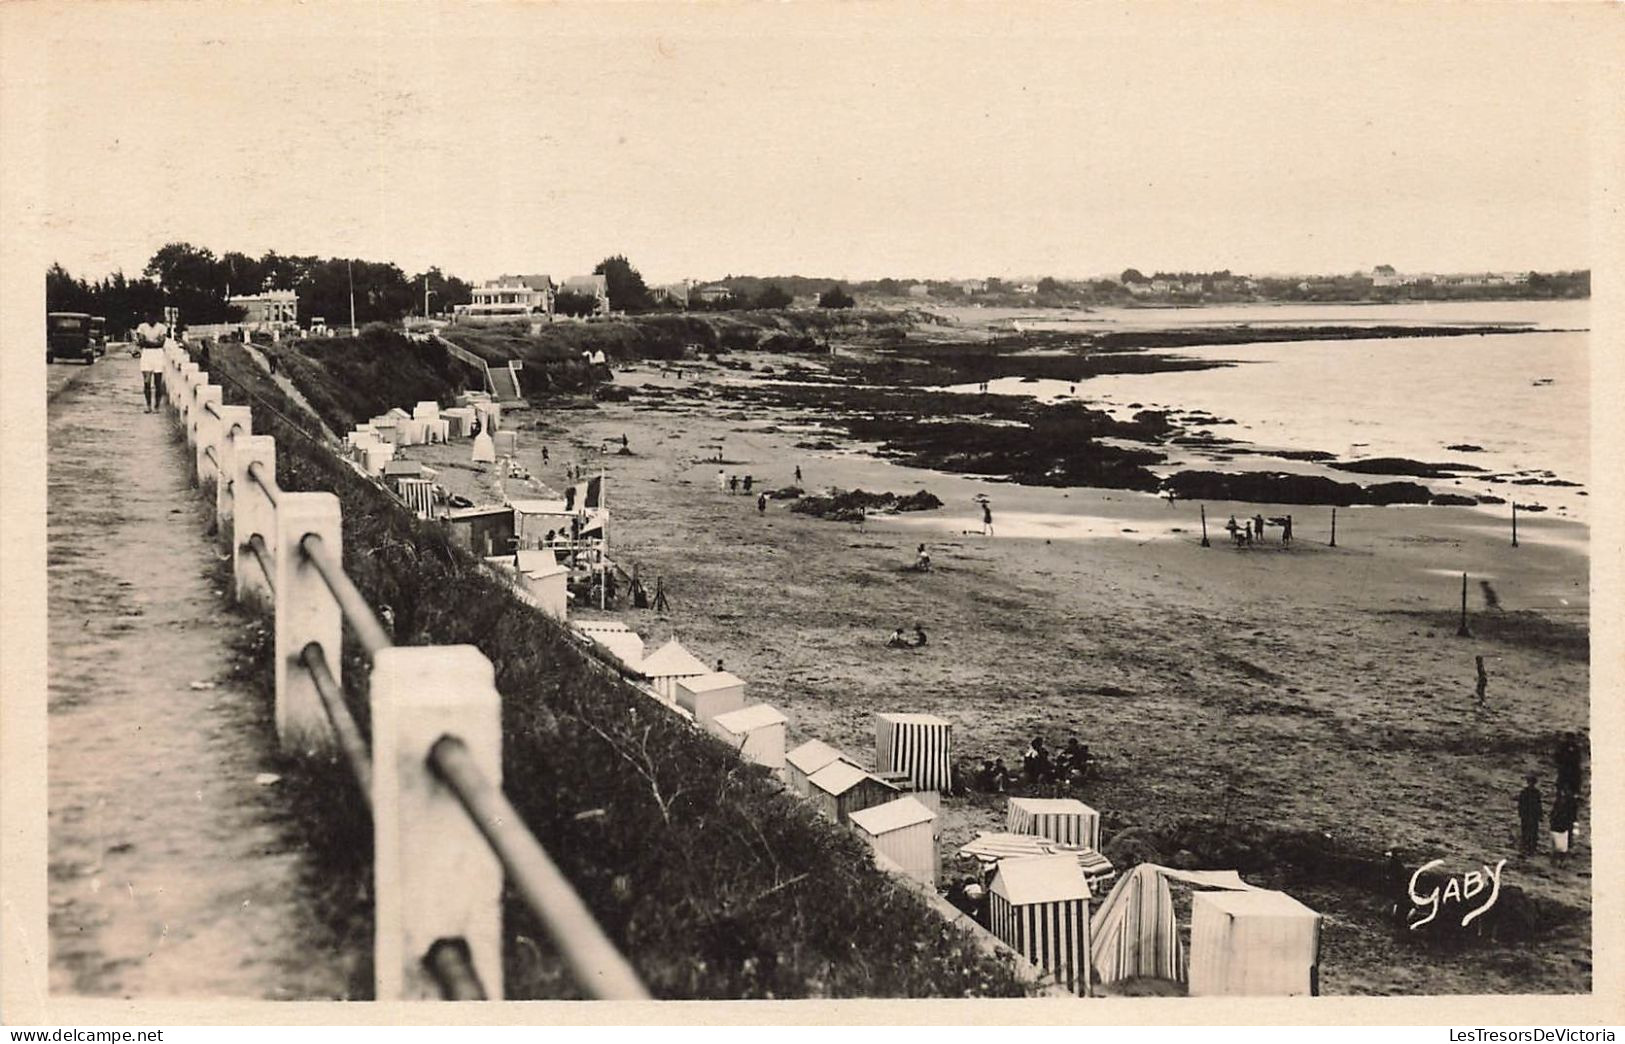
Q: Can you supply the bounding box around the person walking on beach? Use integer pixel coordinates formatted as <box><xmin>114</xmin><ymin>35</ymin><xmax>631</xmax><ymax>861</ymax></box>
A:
<box><xmin>1282</xmin><ymin>514</ymin><xmax>1294</xmax><ymax>543</ymax></box>
<box><xmin>1517</xmin><ymin>774</ymin><xmax>1543</xmax><ymax>855</ymax></box>
<box><xmin>1549</xmin><ymin>787</ymin><xmax>1578</xmax><ymax>865</ymax></box>
<box><xmin>542</xmin><ymin>446</ymin><xmax>550</xmax><ymax>464</ymax></box>
<box><xmin>757</xmin><ymin>492</ymin><xmax>767</xmax><ymax>514</ymax></box>
<box><xmin>743</xmin><ymin>474</ymin><xmax>754</xmax><ymax>493</ymax></box>
<box><xmin>795</xmin><ymin>464</ymin><xmax>803</xmax><ymax>484</ymax></box>
<box><xmin>717</xmin><ymin>468</ymin><xmax>726</xmax><ymax>492</ymax></box>
<box><xmin>728</xmin><ymin>474</ymin><xmax>739</xmax><ymax>494</ymax></box>
<box><xmin>1254</xmin><ymin>514</ymin><xmax>1267</xmax><ymax>543</ymax></box>
<box><xmin>1475</xmin><ymin>656</ymin><xmax>1489</xmax><ymax>706</ymax></box>
<box><xmin>982</xmin><ymin>500</ymin><xmax>994</xmax><ymax>537</ymax></box>
<box><xmin>915</xmin><ymin>543</ymin><xmax>931</xmax><ymax>572</ymax></box>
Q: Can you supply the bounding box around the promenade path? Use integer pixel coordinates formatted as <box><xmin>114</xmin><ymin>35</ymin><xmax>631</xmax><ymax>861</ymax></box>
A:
<box><xmin>47</xmin><ymin>355</ymin><xmax>352</xmax><ymax>999</ymax></box>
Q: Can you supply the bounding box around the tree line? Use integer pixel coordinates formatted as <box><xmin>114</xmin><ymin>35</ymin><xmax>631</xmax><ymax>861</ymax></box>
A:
<box><xmin>46</xmin><ymin>243</ymin><xmax>475</xmax><ymax>336</ymax></box>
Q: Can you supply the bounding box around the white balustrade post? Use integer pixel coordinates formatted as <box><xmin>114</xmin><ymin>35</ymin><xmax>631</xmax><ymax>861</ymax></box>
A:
<box><xmin>194</xmin><ymin>385</ymin><xmax>223</xmax><ymax>488</ymax></box>
<box><xmin>273</xmin><ymin>492</ymin><xmax>342</xmax><ymax>756</ymax></box>
<box><xmin>162</xmin><ymin>347</ymin><xmax>181</xmax><ymax>414</ymax></box>
<box><xmin>371</xmin><ymin>645</ymin><xmax>504</xmax><ymax>1000</ymax></box>
<box><xmin>215</xmin><ymin>406</ymin><xmax>252</xmax><ymax>545</ymax></box>
<box><xmin>186</xmin><ymin>372</ymin><xmax>209</xmax><ymax>451</ymax></box>
<box><xmin>232</xmin><ymin>436</ymin><xmax>277</xmax><ymax>609</ymax></box>
<box><xmin>179</xmin><ymin>364</ymin><xmax>200</xmax><ymax>441</ymax></box>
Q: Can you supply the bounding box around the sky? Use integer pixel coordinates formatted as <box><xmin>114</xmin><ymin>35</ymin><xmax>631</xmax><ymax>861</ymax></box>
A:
<box><xmin>10</xmin><ymin>1</ymin><xmax>1608</xmax><ymax>286</ymax></box>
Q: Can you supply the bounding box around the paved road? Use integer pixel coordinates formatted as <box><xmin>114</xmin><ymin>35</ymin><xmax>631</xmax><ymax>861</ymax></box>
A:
<box><xmin>47</xmin><ymin>354</ymin><xmax>354</xmax><ymax>999</ymax></box>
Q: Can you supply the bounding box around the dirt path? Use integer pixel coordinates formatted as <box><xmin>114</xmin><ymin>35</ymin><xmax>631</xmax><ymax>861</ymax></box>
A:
<box><xmin>47</xmin><ymin>355</ymin><xmax>351</xmax><ymax>999</ymax></box>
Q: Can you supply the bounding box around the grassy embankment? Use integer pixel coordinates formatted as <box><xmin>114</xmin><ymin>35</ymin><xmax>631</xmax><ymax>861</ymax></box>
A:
<box><xmin>203</xmin><ymin>337</ymin><xmax>1031</xmax><ymax>999</ymax></box>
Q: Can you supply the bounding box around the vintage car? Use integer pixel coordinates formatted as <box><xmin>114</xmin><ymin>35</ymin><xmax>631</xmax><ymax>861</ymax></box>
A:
<box><xmin>47</xmin><ymin>312</ymin><xmax>96</xmax><ymax>364</ymax></box>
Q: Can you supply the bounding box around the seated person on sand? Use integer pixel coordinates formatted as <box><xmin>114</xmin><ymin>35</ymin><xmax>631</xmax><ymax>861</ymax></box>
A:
<box><xmin>887</xmin><ymin>627</ymin><xmax>912</xmax><ymax>649</ymax></box>
<box><xmin>913</xmin><ymin>623</ymin><xmax>928</xmax><ymax>647</ymax></box>
<box><xmin>915</xmin><ymin>543</ymin><xmax>932</xmax><ymax>571</ymax></box>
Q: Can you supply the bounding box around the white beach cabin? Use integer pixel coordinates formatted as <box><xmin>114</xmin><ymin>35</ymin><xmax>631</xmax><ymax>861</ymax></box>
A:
<box><xmin>1188</xmin><ymin>890</ymin><xmax>1322</xmax><ymax>997</ymax></box>
<box><xmin>785</xmin><ymin>739</ymin><xmax>847</xmax><ymax>796</ymax></box>
<box><xmin>512</xmin><ymin>549</ymin><xmax>568</xmax><ymax>621</ymax></box>
<box><xmin>805</xmin><ymin>761</ymin><xmax>900</xmax><ymax>825</ymax></box>
<box><xmin>988</xmin><ymin>854</ymin><xmax>1093</xmax><ymax>996</ymax></box>
<box><xmin>572</xmin><ymin>620</ymin><xmax>646</xmax><ymax>673</ymax></box>
<box><xmin>848</xmin><ymin>796</ymin><xmax>938</xmax><ymax>888</ymax></box>
<box><xmin>708</xmin><ymin>703</ymin><xmax>788</xmax><ymax>770</ymax></box>
<box><xmin>1006</xmin><ymin>796</ymin><xmax>1102</xmax><ymax>851</ymax></box>
<box><xmin>674</xmin><ymin>671</ymin><xmax>747</xmax><ymax>726</ymax></box>
<box><xmin>641</xmin><ymin>639</ymin><xmax>710</xmax><ymax>701</ymax></box>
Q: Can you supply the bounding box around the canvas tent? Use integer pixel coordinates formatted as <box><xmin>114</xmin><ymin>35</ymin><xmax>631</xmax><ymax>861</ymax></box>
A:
<box><xmin>805</xmin><ymin>760</ymin><xmax>899</xmax><ymax>824</ymax></box>
<box><xmin>708</xmin><ymin>703</ymin><xmax>788</xmax><ymax>770</ymax></box>
<box><xmin>785</xmin><ymin>739</ymin><xmax>848</xmax><ymax>796</ymax></box>
<box><xmin>642</xmin><ymin>639</ymin><xmax>711</xmax><ymax>701</ymax></box>
<box><xmin>1188</xmin><ymin>890</ymin><xmax>1321</xmax><ymax>997</ymax></box>
<box><xmin>675</xmin><ymin>671</ymin><xmax>747</xmax><ymax>726</ymax></box>
<box><xmin>1007</xmin><ymin>797</ymin><xmax>1101</xmax><ymax>851</ymax></box>
<box><xmin>988</xmin><ymin>854</ymin><xmax>1092</xmax><ymax>996</ymax></box>
<box><xmin>874</xmin><ymin>713</ymin><xmax>953</xmax><ymax>794</ymax></box>
<box><xmin>848</xmin><ymin>796</ymin><xmax>938</xmax><ymax>889</ymax></box>
<box><xmin>957</xmin><ymin>832</ymin><xmax>1117</xmax><ymax>893</ymax></box>
<box><xmin>1090</xmin><ymin>863</ymin><xmax>1277</xmax><ymax>992</ymax></box>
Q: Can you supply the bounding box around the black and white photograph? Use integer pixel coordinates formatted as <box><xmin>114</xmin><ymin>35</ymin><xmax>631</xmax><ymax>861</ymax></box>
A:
<box><xmin>1</xmin><ymin>0</ymin><xmax>1621</xmax><ymax>1027</ymax></box>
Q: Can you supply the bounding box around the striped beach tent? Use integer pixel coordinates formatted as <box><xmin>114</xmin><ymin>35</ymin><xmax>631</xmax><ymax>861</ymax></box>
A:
<box><xmin>874</xmin><ymin>713</ymin><xmax>952</xmax><ymax>793</ymax></box>
<box><xmin>849</xmin><ymin>796</ymin><xmax>938</xmax><ymax>888</ymax></box>
<box><xmin>1089</xmin><ymin>864</ymin><xmax>1261</xmax><ymax>990</ymax></box>
<box><xmin>785</xmin><ymin>739</ymin><xmax>847</xmax><ymax>796</ymax></box>
<box><xmin>988</xmin><ymin>854</ymin><xmax>1092</xmax><ymax>996</ymax></box>
<box><xmin>396</xmin><ymin>478</ymin><xmax>436</xmax><ymax>519</ymax></box>
<box><xmin>957</xmin><ymin>832</ymin><xmax>1117</xmax><ymax>893</ymax></box>
<box><xmin>1007</xmin><ymin>797</ymin><xmax>1101</xmax><ymax>851</ymax></box>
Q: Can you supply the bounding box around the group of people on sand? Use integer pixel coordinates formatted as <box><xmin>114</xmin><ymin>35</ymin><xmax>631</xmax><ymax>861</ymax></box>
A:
<box><xmin>886</xmin><ymin>623</ymin><xmax>928</xmax><ymax>649</ymax></box>
<box><xmin>1224</xmin><ymin>512</ymin><xmax>1293</xmax><ymax>546</ymax></box>
<box><xmin>1515</xmin><ymin>734</ymin><xmax>1586</xmax><ymax>865</ymax></box>
<box><xmin>969</xmin><ymin>735</ymin><xmax>1093</xmax><ymax>792</ymax></box>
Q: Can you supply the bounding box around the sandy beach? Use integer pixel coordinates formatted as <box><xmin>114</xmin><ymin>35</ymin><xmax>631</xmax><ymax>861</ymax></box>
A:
<box><xmin>400</xmin><ymin>355</ymin><xmax>1590</xmax><ymax>995</ymax></box>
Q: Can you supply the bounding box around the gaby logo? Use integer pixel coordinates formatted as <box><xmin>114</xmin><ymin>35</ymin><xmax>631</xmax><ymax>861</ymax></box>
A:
<box><xmin>1407</xmin><ymin>858</ymin><xmax>1507</xmax><ymax>931</ymax></box>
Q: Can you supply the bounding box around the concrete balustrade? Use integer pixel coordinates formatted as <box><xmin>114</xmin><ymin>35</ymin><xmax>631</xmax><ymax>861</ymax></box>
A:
<box><xmin>194</xmin><ymin>385</ymin><xmax>224</xmax><ymax>487</ymax></box>
<box><xmin>181</xmin><ymin>364</ymin><xmax>201</xmax><ymax>443</ymax></box>
<box><xmin>215</xmin><ymin>406</ymin><xmax>253</xmax><ymax>548</ymax></box>
<box><xmin>273</xmin><ymin>492</ymin><xmax>343</xmax><ymax>756</ymax></box>
<box><xmin>233</xmin><ymin>437</ymin><xmax>277</xmax><ymax>609</ymax></box>
<box><xmin>371</xmin><ymin>645</ymin><xmax>505</xmax><ymax>1000</ymax></box>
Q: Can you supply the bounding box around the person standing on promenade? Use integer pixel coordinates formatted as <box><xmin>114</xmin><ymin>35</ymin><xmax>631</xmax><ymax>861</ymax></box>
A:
<box><xmin>138</xmin><ymin>332</ymin><xmax>165</xmax><ymax>412</ymax></box>
<box><xmin>1517</xmin><ymin>774</ymin><xmax>1543</xmax><ymax>855</ymax></box>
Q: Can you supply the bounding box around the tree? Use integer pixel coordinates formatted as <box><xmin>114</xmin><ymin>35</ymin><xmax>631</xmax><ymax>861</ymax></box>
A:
<box><xmin>754</xmin><ymin>283</ymin><xmax>793</xmax><ymax>310</ymax></box>
<box><xmin>817</xmin><ymin>284</ymin><xmax>856</xmax><ymax>309</ymax></box>
<box><xmin>1120</xmin><ymin>268</ymin><xmax>1147</xmax><ymax>284</ymax></box>
<box><xmin>593</xmin><ymin>255</ymin><xmax>652</xmax><ymax>313</ymax></box>
<box><xmin>555</xmin><ymin>290</ymin><xmax>600</xmax><ymax>318</ymax></box>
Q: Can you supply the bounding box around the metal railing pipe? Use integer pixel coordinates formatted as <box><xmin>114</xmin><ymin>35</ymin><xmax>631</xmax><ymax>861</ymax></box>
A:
<box><xmin>299</xmin><ymin>642</ymin><xmax>373</xmax><ymax>793</ymax></box>
<box><xmin>428</xmin><ymin>734</ymin><xmax>651</xmax><ymax>1001</ymax></box>
<box><xmin>247</xmin><ymin>459</ymin><xmax>280</xmax><ymax>509</ymax></box>
<box><xmin>299</xmin><ymin>532</ymin><xmax>393</xmax><ymax>657</ymax></box>
<box><xmin>424</xmin><ymin>939</ymin><xmax>488</xmax><ymax>1001</ymax></box>
<box><xmin>245</xmin><ymin>533</ymin><xmax>276</xmax><ymax>594</ymax></box>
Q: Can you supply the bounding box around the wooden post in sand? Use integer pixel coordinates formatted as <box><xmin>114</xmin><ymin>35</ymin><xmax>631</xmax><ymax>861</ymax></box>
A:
<box><xmin>1457</xmin><ymin>572</ymin><xmax>1471</xmax><ymax>638</ymax></box>
<box><xmin>1200</xmin><ymin>505</ymin><xmax>1211</xmax><ymax>547</ymax></box>
<box><xmin>1512</xmin><ymin>502</ymin><xmax>1519</xmax><ymax>548</ymax></box>
<box><xmin>1330</xmin><ymin>507</ymin><xmax>1338</xmax><ymax>548</ymax></box>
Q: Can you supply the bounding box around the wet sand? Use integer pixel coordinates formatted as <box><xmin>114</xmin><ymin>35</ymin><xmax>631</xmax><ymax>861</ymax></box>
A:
<box><xmin>401</xmin><ymin>358</ymin><xmax>1590</xmax><ymax>995</ymax></box>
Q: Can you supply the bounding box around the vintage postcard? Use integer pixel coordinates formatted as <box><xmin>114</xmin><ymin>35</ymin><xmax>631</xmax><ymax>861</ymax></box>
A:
<box><xmin>2</xmin><ymin>0</ymin><xmax>1621</xmax><ymax>1029</ymax></box>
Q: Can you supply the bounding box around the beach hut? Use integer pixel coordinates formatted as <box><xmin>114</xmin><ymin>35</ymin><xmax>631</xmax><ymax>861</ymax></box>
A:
<box><xmin>1089</xmin><ymin>864</ymin><xmax>1265</xmax><ymax>991</ymax></box>
<box><xmin>642</xmin><ymin>639</ymin><xmax>711</xmax><ymax>701</ymax></box>
<box><xmin>805</xmin><ymin>761</ymin><xmax>899</xmax><ymax>825</ymax></box>
<box><xmin>957</xmin><ymin>832</ymin><xmax>1117</xmax><ymax>894</ymax></box>
<box><xmin>472</xmin><ymin>430</ymin><xmax>497</xmax><ymax>464</ymax></box>
<box><xmin>447</xmin><ymin>504</ymin><xmax>516</xmax><ymax>558</ymax></box>
<box><xmin>1188</xmin><ymin>890</ymin><xmax>1321</xmax><ymax>997</ymax></box>
<box><xmin>708</xmin><ymin>703</ymin><xmax>788</xmax><ymax>771</ymax></box>
<box><xmin>573</xmin><ymin>620</ymin><xmax>646</xmax><ymax>673</ymax></box>
<box><xmin>396</xmin><ymin>477</ymin><xmax>436</xmax><ymax>519</ymax></box>
<box><xmin>362</xmin><ymin>441</ymin><xmax>396</xmax><ymax>476</ymax></box>
<box><xmin>413</xmin><ymin>400</ymin><xmax>440</xmax><ymax>420</ymax></box>
<box><xmin>848</xmin><ymin>796</ymin><xmax>938</xmax><ymax>889</ymax></box>
<box><xmin>442</xmin><ymin>407</ymin><xmax>476</xmax><ymax>438</ymax></box>
<box><xmin>674</xmin><ymin>671</ymin><xmax>747</xmax><ymax>726</ymax></box>
<box><xmin>1006</xmin><ymin>797</ymin><xmax>1101</xmax><ymax>851</ymax></box>
<box><xmin>874</xmin><ymin>713</ymin><xmax>952</xmax><ymax>794</ymax></box>
<box><xmin>988</xmin><ymin>855</ymin><xmax>1092</xmax><ymax>996</ymax></box>
<box><xmin>785</xmin><ymin>739</ymin><xmax>847</xmax><ymax>796</ymax></box>
<box><xmin>514</xmin><ymin>550</ymin><xmax>567</xmax><ymax>620</ymax></box>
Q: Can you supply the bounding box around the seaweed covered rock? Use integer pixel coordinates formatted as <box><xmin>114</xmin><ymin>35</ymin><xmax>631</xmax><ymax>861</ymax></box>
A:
<box><xmin>791</xmin><ymin>488</ymin><xmax>944</xmax><ymax>522</ymax></box>
<box><xmin>1165</xmin><ymin>470</ymin><xmax>1435</xmax><ymax>506</ymax></box>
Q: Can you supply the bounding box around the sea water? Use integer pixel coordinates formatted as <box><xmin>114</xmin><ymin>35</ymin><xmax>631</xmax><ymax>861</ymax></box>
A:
<box><xmin>941</xmin><ymin>301</ymin><xmax>1590</xmax><ymax>523</ymax></box>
